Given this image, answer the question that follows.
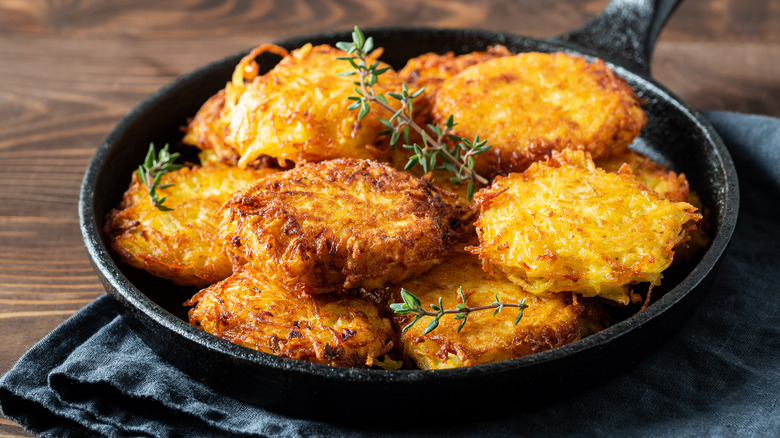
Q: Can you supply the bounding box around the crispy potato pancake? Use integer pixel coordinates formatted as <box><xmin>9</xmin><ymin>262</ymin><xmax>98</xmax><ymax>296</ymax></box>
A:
<box><xmin>398</xmin><ymin>45</ymin><xmax>512</xmax><ymax>122</ymax></box>
<box><xmin>186</xmin><ymin>266</ymin><xmax>394</xmax><ymax>367</ymax></box>
<box><xmin>222</xmin><ymin>158</ymin><xmax>463</xmax><ymax>295</ymax></box>
<box><xmin>471</xmin><ymin>150</ymin><xmax>701</xmax><ymax>304</ymax></box>
<box><xmin>433</xmin><ymin>52</ymin><xmax>647</xmax><ymax>177</ymax></box>
<box><xmin>392</xmin><ymin>247</ymin><xmax>608</xmax><ymax>369</ymax></box>
<box><xmin>105</xmin><ymin>165</ymin><xmax>276</xmax><ymax>287</ymax></box>
<box><xmin>183</xmin><ymin>43</ymin><xmax>403</xmax><ymax>167</ymax></box>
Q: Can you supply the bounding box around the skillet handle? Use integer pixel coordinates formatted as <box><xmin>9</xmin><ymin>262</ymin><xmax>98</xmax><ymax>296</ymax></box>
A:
<box><xmin>554</xmin><ymin>0</ymin><xmax>682</xmax><ymax>75</ymax></box>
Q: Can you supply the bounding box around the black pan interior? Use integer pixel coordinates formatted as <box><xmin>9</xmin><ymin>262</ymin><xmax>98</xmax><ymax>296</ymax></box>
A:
<box><xmin>80</xmin><ymin>28</ymin><xmax>738</xmax><ymax>418</ymax></box>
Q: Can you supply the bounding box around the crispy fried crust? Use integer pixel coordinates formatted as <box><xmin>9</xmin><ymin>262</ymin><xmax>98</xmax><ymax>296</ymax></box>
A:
<box><xmin>182</xmin><ymin>44</ymin><xmax>291</xmax><ymax>165</ymax></box>
<box><xmin>184</xmin><ymin>43</ymin><xmax>404</xmax><ymax>167</ymax></box>
<box><xmin>186</xmin><ymin>266</ymin><xmax>394</xmax><ymax>367</ymax></box>
<box><xmin>433</xmin><ymin>52</ymin><xmax>647</xmax><ymax>178</ymax></box>
<box><xmin>222</xmin><ymin>158</ymin><xmax>463</xmax><ymax>295</ymax></box>
<box><xmin>182</xmin><ymin>89</ymin><xmax>240</xmax><ymax>166</ymax></box>
<box><xmin>392</xmin><ymin>246</ymin><xmax>608</xmax><ymax>369</ymax></box>
<box><xmin>104</xmin><ymin>165</ymin><xmax>276</xmax><ymax>287</ymax></box>
<box><xmin>471</xmin><ymin>149</ymin><xmax>701</xmax><ymax>304</ymax></box>
<box><xmin>595</xmin><ymin>149</ymin><xmax>710</xmax><ymax>261</ymax></box>
<box><xmin>398</xmin><ymin>46</ymin><xmax>512</xmax><ymax>123</ymax></box>
<box><xmin>595</xmin><ymin>148</ymin><xmax>690</xmax><ymax>202</ymax></box>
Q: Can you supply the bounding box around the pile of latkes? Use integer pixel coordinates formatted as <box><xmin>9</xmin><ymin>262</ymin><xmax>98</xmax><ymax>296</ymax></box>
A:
<box><xmin>104</xmin><ymin>41</ymin><xmax>707</xmax><ymax>370</ymax></box>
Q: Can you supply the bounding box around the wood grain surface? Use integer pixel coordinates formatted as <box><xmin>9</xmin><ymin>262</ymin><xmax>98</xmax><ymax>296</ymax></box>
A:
<box><xmin>1</xmin><ymin>0</ymin><xmax>778</xmax><ymax>434</ymax></box>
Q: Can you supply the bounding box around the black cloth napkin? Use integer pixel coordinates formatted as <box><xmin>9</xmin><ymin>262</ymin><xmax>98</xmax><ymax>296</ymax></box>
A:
<box><xmin>2</xmin><ymin>111</ymin><xmax>779</xmax><ymax>437</ymax></box>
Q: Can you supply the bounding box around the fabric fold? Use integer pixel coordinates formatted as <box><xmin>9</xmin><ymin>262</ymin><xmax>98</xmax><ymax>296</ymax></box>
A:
<box><xmin>47</xmin><ymin>316</ymin><xmax>306</xmax><ymax>437</ymax></box>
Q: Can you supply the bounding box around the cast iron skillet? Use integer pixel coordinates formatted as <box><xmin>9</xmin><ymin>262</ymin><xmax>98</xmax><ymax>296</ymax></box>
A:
<box><xmin>80</xmin><ymin>0</ymin><xmax>738</xmax><ymax>420</ymax></box>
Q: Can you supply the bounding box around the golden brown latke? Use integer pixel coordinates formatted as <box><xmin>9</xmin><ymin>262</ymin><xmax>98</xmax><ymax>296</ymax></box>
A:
<box><xmin>398</xmin><ymin>45</ymin><xmax>512</xmax><ymax>122</ymax></box>
<box><xmin>183</xmin><ymin>43</ymin><xmax>404</xmax><ymax>167</ymax></box>
<box><xmin>186</xmin><ymin>266</ymin><xmax>394</xmax><ymax>368</ymax></box>
<box><xmin>221</xmin><ymin>158</ymin><xmax>464</xmax><ymax>295</ymax></box>
<box><xmin>105</xmin><ymin>165</ymin><xmax>276</xmax><ymax>287</ymax></box>
<box><xmin>433</xmin><ymin>52</ymin><xmax>647</xmax><ymax>178</ymax></box>
<box><xmin>471</xmin><ymin>149</ymin><xmax>701</xmax><ymax>305</ymax></box>
<box><xmin>182</xmin><ymin>44</ymin><xmax>291</xmax><ymax>166</ymax></box>
<box><xmin>391</xmin><ymin>246</ymin><xmax>608</xmax><ymax>370</ymax></box>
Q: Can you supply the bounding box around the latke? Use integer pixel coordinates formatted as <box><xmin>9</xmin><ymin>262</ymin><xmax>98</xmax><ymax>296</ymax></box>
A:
<box><xmin>105</xmin><ymin>165</ymin><xmax>275</xmax><ymax>287</ymax></box>
<box><xmin>433</xmin><ymin>52</ymin><xmax>647</xmax><ymax>177</ymax></box>
<box><xmin>398</xmin><ymin>45</ymin><xmax>512</xmax><ymax>123</ymax></box>
<box><xmin>186</xmin><ymin>266</ymin><xmax>394</xmax><ymax>367</ymax></box>
<box><xmin>183</xmin><ymin>43</ymin><xmax>404</xmax><ymax>167</ymax></box>
<box><xmin>391</xmin><ymin>246</ymin><xmax>608</xmax><ymax>369</ymax></box>
<box><xmin>471</xmin><ymin>149</ymin><xmax>701</xmax><ymax>304</ymax></box>
<box><xmin>221</xmin><ymin>158</ymin><xmax>464</xmax><ymax>295</ymax></box>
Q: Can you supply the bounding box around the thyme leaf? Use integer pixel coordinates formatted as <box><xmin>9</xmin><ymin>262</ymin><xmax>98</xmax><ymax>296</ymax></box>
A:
<box><xmin>338</xmin><ymin>26</ymin><xmax>492</xmax><ymax>200</ymax></box>
<box><xmin>391</xmin><ymin>287</ymin><xmax>529</xmax><ymax>334</ymax></box>
<box><xmin>135</xmin><ymin>143</ymin><xmax>183</xmax><ymax>211</ymax></box>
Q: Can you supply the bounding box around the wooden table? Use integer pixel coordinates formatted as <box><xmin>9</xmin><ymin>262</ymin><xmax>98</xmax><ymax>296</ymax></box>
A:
<box><xmin>1</xmin><ymin>0</ymin><xmax>778</xmax><ymax>434</ymax></box>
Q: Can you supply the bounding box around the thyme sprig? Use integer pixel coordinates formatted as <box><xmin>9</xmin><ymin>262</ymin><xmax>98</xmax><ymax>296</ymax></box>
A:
<box><xmin>135</xmin><ymin>143</ymin><xmax>183</xmax><ymax>211</ymax></box>
<box><xmin>390</xmin><ymin>287</ymin><xmax>528</xmax><ymax>335</ymax></box>
<box><xmin>336</xmin><ymin>26</ymin><xmax>492</xmax><ymax>200</ymax></box>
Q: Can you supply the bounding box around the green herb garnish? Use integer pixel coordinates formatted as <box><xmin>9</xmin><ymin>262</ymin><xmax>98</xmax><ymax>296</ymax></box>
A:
<box><xmin>336</xmin><ymin>26</ymin><xmax>491</xmax><ymax>200</ymax></box>
<box><xmin>390</xmin><ymin>287</ymin><xmax>528</xmax><ymax>335</ymax></box>
<box><xmin>135</xmin><ymin>143</ymin><xmax>183</xmax><ymax>211</ymax></box>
